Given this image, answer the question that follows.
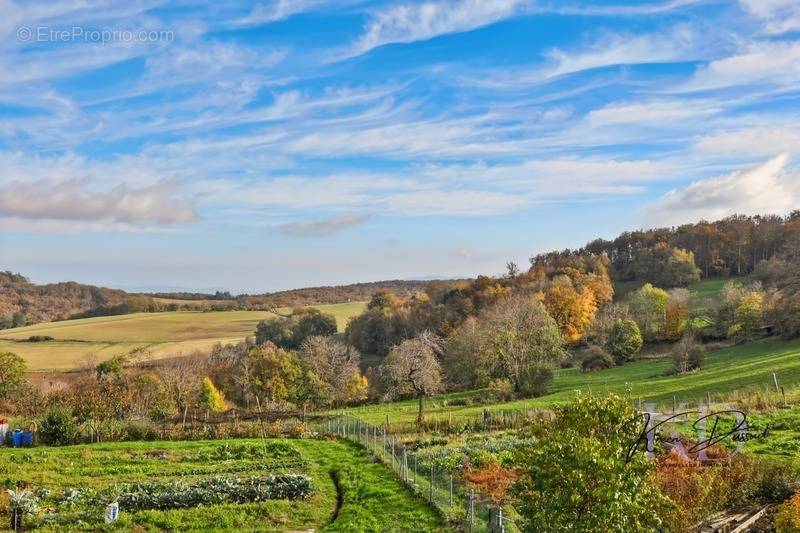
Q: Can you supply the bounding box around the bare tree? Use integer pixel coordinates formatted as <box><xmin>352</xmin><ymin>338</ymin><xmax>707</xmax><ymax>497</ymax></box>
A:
<box><xmin>298</xmin><ymin>335</ymin><xmax>364</xmax><ymax>406</ymax></box>
<box><xmin>380</xmin><ymin>331</ymin><xmax>443</xmax><ymax>424</ymax></box>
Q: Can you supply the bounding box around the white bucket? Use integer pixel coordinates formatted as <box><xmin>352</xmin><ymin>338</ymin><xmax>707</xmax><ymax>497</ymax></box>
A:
<box><xmin>105</xmin><ymin>502</ymin><xmax>119</xmax><ymax>523</ymax></box>
<box><xmin>0</xmin><ymin>423</ymin><xmax>8</xmax><ymax>446</ymax></box>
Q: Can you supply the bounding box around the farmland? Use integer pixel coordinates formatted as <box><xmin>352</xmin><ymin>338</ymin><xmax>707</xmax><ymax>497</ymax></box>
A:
<box><xmin>346</xmin><ymin>337</ymin><xmax>800</xmax><ymax>427</ymax></box>
<box><xmin>0</xmin><ymin>437</ymin><xmax>445</xmax><ymax>532</ymax></box>
<box><xmin>0</xmin><ymin>302</ymin><xmax>365</xmax><ymax>371</ymax></box>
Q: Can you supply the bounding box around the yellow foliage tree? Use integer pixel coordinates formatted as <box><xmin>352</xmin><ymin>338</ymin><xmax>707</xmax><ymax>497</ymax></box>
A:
<box><xmin>197</xmin><ymin>377</ymin><xmax>227</xmax><ymax>412</ymax></box>
<box><xmin>543</xmin><ymin>278</ymin><xmax>598</xmax><ymax>343</ymax></box>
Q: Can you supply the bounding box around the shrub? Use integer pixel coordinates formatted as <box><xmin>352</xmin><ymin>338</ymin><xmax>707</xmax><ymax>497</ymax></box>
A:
<box><xmin>581</xmin><ymin>345</ymin><xmax>614</xmax><ymax>372</ymax></box>
<box><xmin>26</xmin><ymin>335</ymin><xmax>54</xmax><ymax>342</ymax></box>
<box><xmin>775</xmin><ymin>490</ymin><xmax>800</xmax><ymax>532</ymax></box>
<box><xmin>606</xmin><ymin>319</ymin><xmax>643</xmax><ymax>363</ymax></box>
<box><xmin>39</xmin><ymin>407</ymin><xmax>78</xmax><ymax>445</ymax></box>
<box><xmin>670</xmin><ymin>335</ymin><xmax>704</xmax><ymax>374</ymax></box>
<box><xmin>513</xmin><ymin>393</ymin><xmax>669</xmax><ymax>531</ymax></box>
<box><xmin>488</xmin><ymin>378</ymin><xmax>515</xmax><ymax>401</ymax></box>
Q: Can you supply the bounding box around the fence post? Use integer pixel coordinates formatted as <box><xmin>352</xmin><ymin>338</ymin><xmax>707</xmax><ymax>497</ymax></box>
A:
<box><xmin>468</xmin><ymin>489</ymin><xmax>475</xmax><ymax>532</ymax></box>
<box><xmin>430</xmin><ymin>461</ymin><xmax>434</xmax><ymax>503</ymax></box>
<box><xmin>414</xmin><ymin>453</ymin><xmax>418</xmax><ymax>484</ymax></box>
<box><xmin>449</xmin><ymin>474</ymin><xmax>453</xmax><ymax>507</ymax></box>
<box><xmin>498</xmin><ymin>506</ymin><xmax>505</xmax><ymax>533</ymax></box>
<box><xmin>402</xmin><ymin>448</ymin><xmax>408</xmax><ymax>483</ymax></box>
<box><xmin>383</xmin><ymin>428</ymin><xmax>387</xmax><ymax>460</ymax></box>
<box><xmin>773</xmin><ymin>371</ymin><xmax>780</xmax><ymax>392</ymax></box>
<box><xmin>391</xmin><ymin>436</ymin><xmax>396</xmax><ymax>470</ymax></box>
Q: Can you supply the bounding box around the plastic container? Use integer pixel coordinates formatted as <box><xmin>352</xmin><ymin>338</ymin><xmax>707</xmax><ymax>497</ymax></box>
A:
<box><xmin>12</xmin><ymin>430</ymin><xmax>34</xmax><ymax>448</ymax></box>
<box><xmin>0</xmin><ymin>420</ymin><xmax>7</xmax><ymax>446</ymax></box>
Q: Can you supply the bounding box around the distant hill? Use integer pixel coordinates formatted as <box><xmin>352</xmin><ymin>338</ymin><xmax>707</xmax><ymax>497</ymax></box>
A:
<box><xmin>1</xmin><ymin>271</ymin><xmax>460</xmax><ymax>328</ymax></box>
<box><xmin>0</xmin><ymin>271</ymin><xmax>131</xmax><ymax>327</ymax></box>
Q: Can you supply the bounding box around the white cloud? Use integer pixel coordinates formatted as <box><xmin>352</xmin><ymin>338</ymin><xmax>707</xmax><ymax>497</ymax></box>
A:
<box><xmin>278</xmin><ymin>214</ymin><xmax>367</xmax><ymax>237</ymax></box>
<box><xmin>236</xmin><ymin>0</ymin><xmax>326</xmax><ymax>25</ymax></box>
<box><xmin>695</xmin><ymin>126</ymin><xmax>800</xmax><ymax>157</ymax></box>
<box><xmin>739</xmin><ymin>0</ymin><xmax>800</xmax><ymax>35</ymax></box>
<box><xmin>584</xmin><ymin>100</ymin><xmax>720</xmax><ymax>126</ymax></box>
<box><xmin>546</xmin><ymin>27</ymin><xmax>697</xmax><ymax>77</ymax></box>
<box><xmin>642</xmin><ymin>154</ymin><xmax>800</xmax><ymax>226</ymax></box>
<box><xmin>685</xmin><ymin>40</ymin><xmax>800</xmax><ymax>91</ymax></box>
<box><xmin>0</xmin><ymin>179</ymin><xmax>196</xmax><ymax>224</ymax></box>
<box><xmin>351</xmin><ymin>0</ymin><xmax>530</xmax><ymax>56</ymax></box>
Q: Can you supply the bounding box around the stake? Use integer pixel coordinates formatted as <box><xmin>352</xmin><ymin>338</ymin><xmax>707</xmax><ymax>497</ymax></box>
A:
<box><xmin>773</xmin><ymin>372</ymin><xmax>780</xmax><ymax>392</ymax></box>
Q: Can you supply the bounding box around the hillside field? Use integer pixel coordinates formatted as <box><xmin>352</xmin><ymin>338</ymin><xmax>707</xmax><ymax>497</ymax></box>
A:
<box><xmin>0</xmin><ymin>438</ymin><xmax>445</xmax><ymax>532</ymax></box>
<box><xmin>0</xmin><ymin>302</ymin><xmax>365</xmax><ymax>371</ymax></box>
<box><xmin>347</xmin><ymin>337</ymin><xmax>800</xmax><ymax>427</ymax></box>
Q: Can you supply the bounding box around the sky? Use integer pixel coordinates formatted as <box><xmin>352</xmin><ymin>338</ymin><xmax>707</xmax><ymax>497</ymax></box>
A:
<box><xmin>1</xmin><ymin>0</ymin><xmax>799</xmax><ymax>293</ymax></box>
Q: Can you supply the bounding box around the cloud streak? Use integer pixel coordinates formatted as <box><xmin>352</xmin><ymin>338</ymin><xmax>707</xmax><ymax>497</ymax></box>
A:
<box><xmin>278</xmin><ymin>214</ymin><xmax>367</xmax><ymax>237</ymax></box>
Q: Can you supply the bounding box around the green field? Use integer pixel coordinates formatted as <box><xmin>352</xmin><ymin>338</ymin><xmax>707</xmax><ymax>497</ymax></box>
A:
<box><xmin>0</xmin><ymin>302</ymin><xmax>366</xmax><ymax>371</ymax></box>
<box><xmin>0</xmin><ymin>437</ymin><xmax>445</xmax><ymax>532</ymax></box>
<box><xmin>613</xmin><ymin>276</ymin><xmax>750</xmax><ymax>305</ymax></box>
<box><xmin>348</xmin><ymin>338</ymin><xmax>800</xmax><ymax>426</ymax></box>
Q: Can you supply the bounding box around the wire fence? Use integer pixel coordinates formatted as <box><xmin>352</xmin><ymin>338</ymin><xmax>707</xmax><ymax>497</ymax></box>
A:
<box><xmin>322</xmin><ymin>414</ymin><xmax>518</xmax><ymax>533</ymax></box>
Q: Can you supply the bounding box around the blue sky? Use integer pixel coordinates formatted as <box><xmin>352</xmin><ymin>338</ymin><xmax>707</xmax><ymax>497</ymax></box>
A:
<box><xmin>1</xmin><ymin>0</ymin><xmax>799</xmax><ymax>292</ymax></box>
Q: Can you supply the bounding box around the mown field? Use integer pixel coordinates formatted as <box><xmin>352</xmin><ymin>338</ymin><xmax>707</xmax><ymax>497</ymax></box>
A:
<box><xmin>0</xmin><ymin>437</ymin><xmax>445</xmax><ymax>532</ymax></box>
<box><xmin>348</xmin><ymin>337</ymin><xmax>800</xmax><ymax>427</ymax></box>
<box><xmin>0</xmin><ymin>302</ymin><xmax>365</xmax><ymax>371</ymax></box>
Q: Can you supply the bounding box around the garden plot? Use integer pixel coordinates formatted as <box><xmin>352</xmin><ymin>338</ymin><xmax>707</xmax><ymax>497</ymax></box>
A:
<box><xmin>0</xmin><ymin>438</ymin><xmax>446</xmax><ymax>532</ymax></box>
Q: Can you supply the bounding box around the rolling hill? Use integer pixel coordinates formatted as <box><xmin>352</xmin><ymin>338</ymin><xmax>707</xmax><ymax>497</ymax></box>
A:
<box><xmin>0</xmin><ymin>302</ymin><xmax>366</xmax><ymax>371</ymax></box>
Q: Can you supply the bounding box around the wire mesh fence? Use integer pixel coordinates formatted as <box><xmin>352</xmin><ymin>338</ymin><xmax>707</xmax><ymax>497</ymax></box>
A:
<box><xmin>322</xmin><ymin>414</ymin><xmax>518</xmax><ymax>532</ymax></box>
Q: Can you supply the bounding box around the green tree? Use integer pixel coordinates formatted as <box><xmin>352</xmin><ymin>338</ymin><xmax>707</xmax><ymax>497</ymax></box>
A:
<box><xmin>671</xmin><ymin>335</ymin><xmax>704</xmax><ymax>373</ymax></box>
<box><xmin>39</xmin><ymin>407</ymin><xmax>78</xmax><ymax>446</ymax></box>
<box><xmin>732</xmin><ymin>291</ymin><xmax>764</xmax><ymax>340</ymax></box>
<box><xmin>298</xmin><ymin>335</ymin><xmax>366</xmax><ymax>406</ymax></box>
<box><xmin>255</xmin><ymin>309</ymin><xmax>337</xmax><ymax>350</ymax></box>
<box><xmin>627</xmin><ymin>283</ymin><xmax>669</xmax><ymax>342</ymax></box>
<box><xmin>513</xmin><ymin>393</ymin><xmax>669</xmax><ymax>532</ymax></box>
<box><xmin>245</xmin><ymin>342</ymin><xmax>303</xmax><ymax>405</ymax></box>
<box><xmin>0</xmin><ymin>351</ymin><xmax>27</xmax><ymax>401</ymax></box>
<box><xmin>197</xmin><ymin>377</ymin><xmax>227</xmax><ymax>412</ymax></box>
<box><xmin>606</xmin><ymin>319</ymin><xmax>643</xmax><ymax>363</ymax></box>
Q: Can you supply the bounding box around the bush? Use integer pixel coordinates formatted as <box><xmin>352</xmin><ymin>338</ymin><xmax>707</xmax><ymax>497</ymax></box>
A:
<box><xmin>581</xmin><ymin>345</ymin><xmax>614</xmax><ymax>372</ymax></box>
<box><xmin>775</xmin><ymin>490</ymin><xmax>800</xmax><ymax>532</ymax></box>
<box><xmin>606</xmin><ymin>319</ymin><xmax>643</xmax><ymax>363</ymax></box>
<box><xmin>514</xmin><ymin>393</ymin><xmax>669</xmax><ymax>531</ymax></box>
<box><xmin>488</xmin><ymin>378</ymin><xmax>515</xmax><ymax>401</ymax></box>
<box><xmin>39</xmin><ymin>407</ymin><xmax>78</xmax><ymax>445</ymax></box>
<box><xmin>26</xmin><ymin>335</ymin><xmax>54</xmax><ymax>342</ymax></box>
<box><xmin>671</xmin><ymin>335</ymin><xmax>704</xmax><ymax>374</ymax></box>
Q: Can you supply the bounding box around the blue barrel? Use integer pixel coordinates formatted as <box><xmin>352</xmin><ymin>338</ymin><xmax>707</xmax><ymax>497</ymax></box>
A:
<box><xmin>21</xmin><ymin>431</ymin><xmax>34</xmax><ymax>447</ymax></box>
<box><xmin>12</xmin><ymin>430</ymin><xmax>22</xmax><ymax>447</ymax></box>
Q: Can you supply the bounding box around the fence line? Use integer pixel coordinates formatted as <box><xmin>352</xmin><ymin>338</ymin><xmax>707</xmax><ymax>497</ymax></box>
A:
<box><xmin>323</xmin><ymin>414</ymin><xmax>515</xmax><ymax>533</ymax></box>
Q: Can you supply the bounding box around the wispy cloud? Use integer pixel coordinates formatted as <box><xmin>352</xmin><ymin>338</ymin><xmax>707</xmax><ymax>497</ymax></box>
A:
<box><xmin>350</xmin><ymin>0</ymin><xmax>531</xmax><ymax>56</ymax></box>
<box><xmin>695</xmin><ymin>126</ymin><xmax>800</xmax><ymax>157</ymax></box>
<box><xmin>278</xmin><ymin>214</ymin><xmax>367</xmax><ymax>237</ymax></box>
<box><xmin>642</xmin><ymin>154</ymin><xmax>800</xmax><ymax>226</ymax></box>
<box><xmin>739</xmin><ymin>0</ymin><xmax>800</xmax><ymax>35</ymax></box>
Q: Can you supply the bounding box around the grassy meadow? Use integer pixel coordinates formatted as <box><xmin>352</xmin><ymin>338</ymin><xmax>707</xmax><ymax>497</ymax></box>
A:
<box><xmin>347</xmin><ymin>337</ymin><xmax>800</xmax><ymax>427</ymax></box>
<box><xmin>0</xmin><ymin>302</ymin><xmax>365</xmax><ymax>371</ymax></box>
<box><xmin>0</xmin><ymin>438</ymin><xmax>445</xmax><ymax>532</ymax></box>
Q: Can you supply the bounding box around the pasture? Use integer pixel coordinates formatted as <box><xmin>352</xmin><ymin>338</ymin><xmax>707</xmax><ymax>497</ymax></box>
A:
<box><xmin>0</xmin><ymin>302</ymin><xmax>365</xmax><ymax>371</ymax></box>
<box><xmin>347</xmin><ymin>337</ymin><xmax>800</xmax><ymax>427</ymax></box>
<box><xmin>0</xmin><ymin>438</ymin><xmax>445</xmax><ymax>532</ymax></box>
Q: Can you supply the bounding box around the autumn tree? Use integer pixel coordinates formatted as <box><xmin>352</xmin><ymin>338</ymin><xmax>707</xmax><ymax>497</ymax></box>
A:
<box><xmin>664</xmin><ymin>289</ymin><xmax>689</xmax><ymax>341</ymax></box>
<box><xmin>543</xmin><ymin>276</ymin><xmax>597</xmax><ymax>343</ymax></box>
<box><xmin>380</xmin><ymin>331</ymin><xmax>444</xmax><ymax>424</ymax></box>
<box><xmin>197</xmin><ymin>377</ymin><xmax>227</xmax><ymax>413</ymax></box>
<box><xmin>298</xmin><ymin>335</ymin><xmax>367</xmax><ymax>406</ymax></box>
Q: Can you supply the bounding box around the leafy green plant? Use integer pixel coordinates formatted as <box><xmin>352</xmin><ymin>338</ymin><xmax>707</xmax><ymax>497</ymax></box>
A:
<box><xmin>39</xmin><ymin>407</ymin><xmax>78</xmax><ymax>445</ymax></box>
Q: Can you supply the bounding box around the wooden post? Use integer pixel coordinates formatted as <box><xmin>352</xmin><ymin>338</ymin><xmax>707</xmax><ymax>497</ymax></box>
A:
<box><xmin>430</xmin><ymin>461</ymin><xmax>434</xmax><ymax>503</ymax></box>
<box><xmin>672</xmin><ymin>395</ymin><xmax>677</xmax><ymax>414</ymax></box>
<box><xmin>707</xmin><ymin>391</ymin><xmax>712</xmax><ymax>406</ymax></box>
<box><xmin>773</xmin><ymin>372</ymin><xmax>780</xmax><ymax>392</ymax></box>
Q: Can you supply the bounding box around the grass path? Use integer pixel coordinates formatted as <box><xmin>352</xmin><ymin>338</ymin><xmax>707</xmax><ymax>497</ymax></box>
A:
<box><xmin>347</xmin><ymin>338</ymin><xmax>800</xmax><ymax>426</ymax></box>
